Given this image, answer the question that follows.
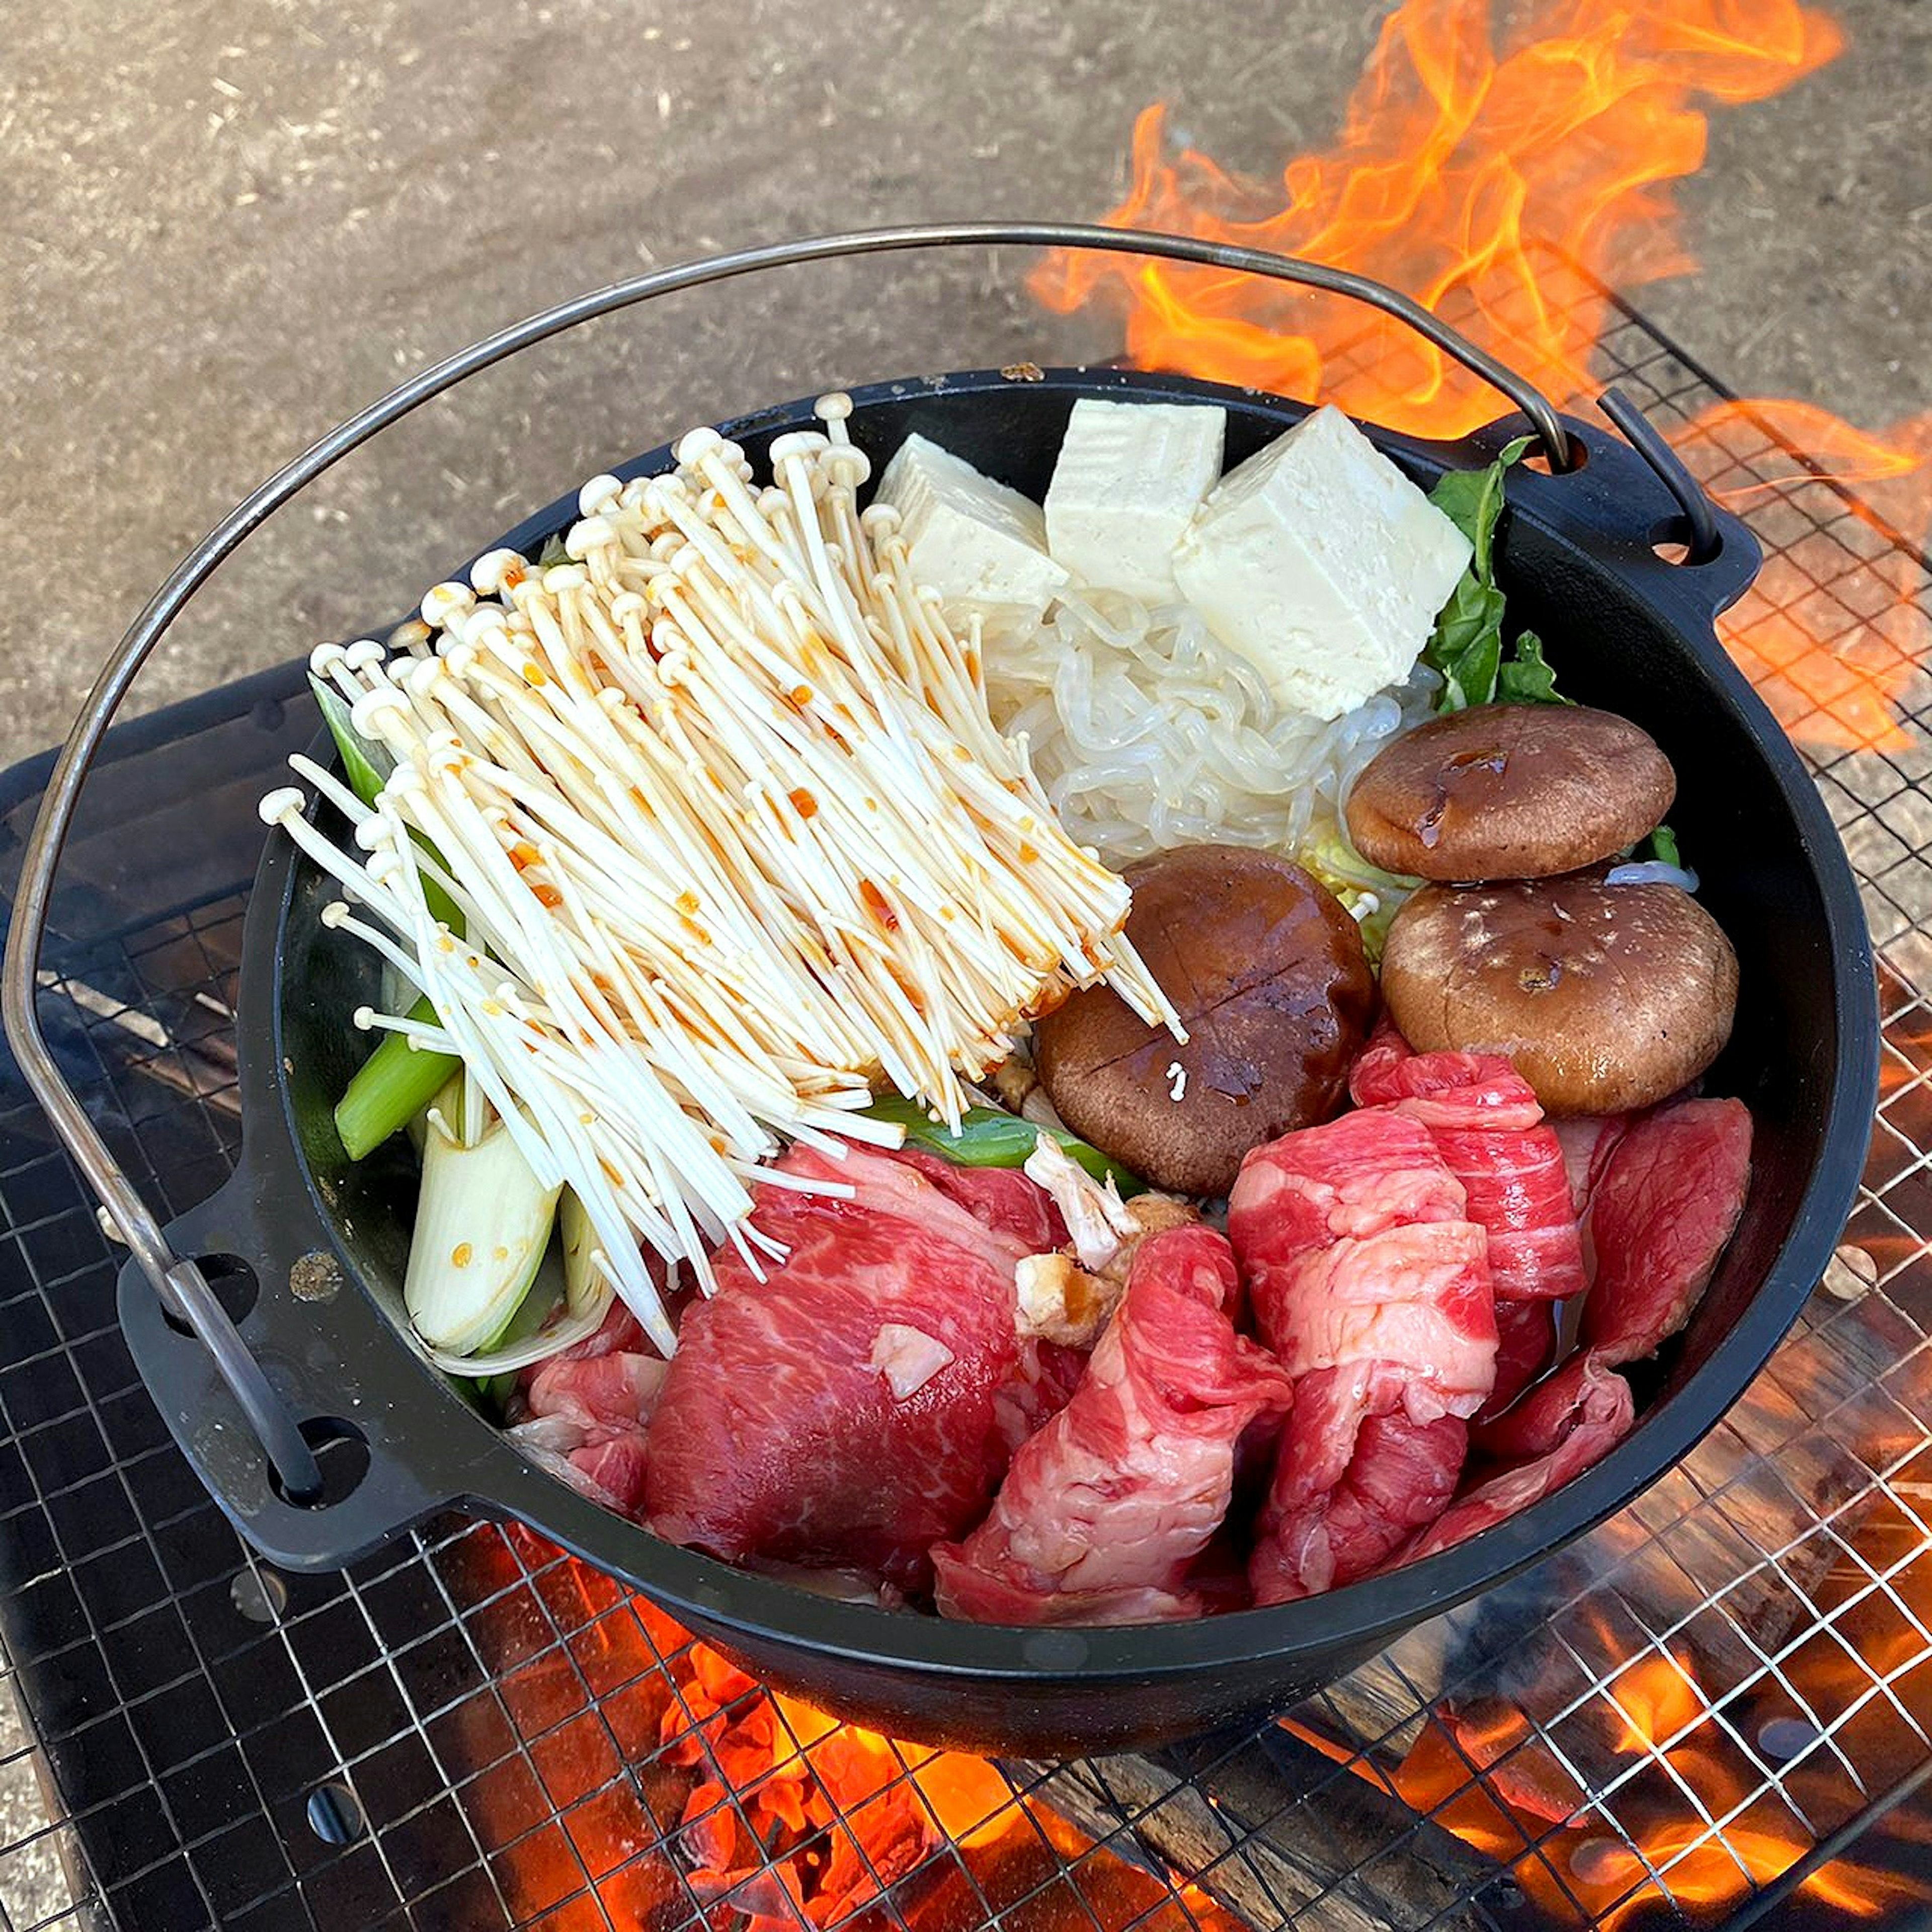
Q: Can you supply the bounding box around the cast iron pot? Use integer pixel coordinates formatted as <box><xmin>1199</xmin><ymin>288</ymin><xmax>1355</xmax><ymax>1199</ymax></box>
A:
<box><xmin>120</xmin><ymin>367</ymin><xmax>1878</xmax><ymax>1755</ymax></box>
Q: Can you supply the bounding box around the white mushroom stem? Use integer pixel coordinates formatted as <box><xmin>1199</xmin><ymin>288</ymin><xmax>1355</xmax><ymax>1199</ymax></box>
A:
<box><xmin>265</xmin><ymin>399</ymin><xmax>1182</xmax><ymax>1351</ymax></box>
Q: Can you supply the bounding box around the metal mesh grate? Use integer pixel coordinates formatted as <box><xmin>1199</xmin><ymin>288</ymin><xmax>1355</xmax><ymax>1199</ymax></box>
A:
<box><xmin>0</xmin><ymin>278</ymin><xmax>1927</xmax><ymax>1931</ymax></box>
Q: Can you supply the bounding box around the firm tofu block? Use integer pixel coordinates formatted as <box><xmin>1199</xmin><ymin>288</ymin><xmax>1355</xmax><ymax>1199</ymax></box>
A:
<box><xmin>874</xmin><ymin>433</ymin><xmax>1068</xmax><ymax>621</ymax></box>
<box><xmin>1043</xmin><ymin>397</ymin><xmax>1226</xmax><ymax>602</ymax></box>
<box><xmin>1171</xmin><ymin>404</ymin><xmax>1474</xmax><ymax>721</ymax></box>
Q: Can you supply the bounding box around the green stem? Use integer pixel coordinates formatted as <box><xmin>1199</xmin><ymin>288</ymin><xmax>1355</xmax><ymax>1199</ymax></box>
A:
<box><xmin>862</xmin><ymin>1097</ymin><xmax>1146</xmax><ymax>1195</ymax></box>
<box><xmin>313</xmin><ymin>671</ymin><xmax>469</xmax><ymax>1154</ymax></box>
<box><xmin>334</xmin><ymin>998</ymin><xmax>461</xmax><ymax>1160</ymax></box>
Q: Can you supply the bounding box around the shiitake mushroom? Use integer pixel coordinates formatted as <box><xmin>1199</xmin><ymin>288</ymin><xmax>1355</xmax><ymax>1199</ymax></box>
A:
<box><xmin>1032</xmin><ymin>846</ymin><xmax>1375</xmax><ymax>1197</ymax></box>
<box><xmin>1345</xmin><ymin>703</ymin><xmax>1674</xmax><ymax>882</ymax></box>
<box><xmin>1381</xmin><ymin>870</ymin><xmax>1738</xmax><ymax>1115</ymax></box>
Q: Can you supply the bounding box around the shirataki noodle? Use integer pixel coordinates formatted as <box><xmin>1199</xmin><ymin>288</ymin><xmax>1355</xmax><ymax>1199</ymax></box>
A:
<box><xmin>984</xmin><ymin>588</ymin><xmax>1439</xmax><ymax>868</ymax></box>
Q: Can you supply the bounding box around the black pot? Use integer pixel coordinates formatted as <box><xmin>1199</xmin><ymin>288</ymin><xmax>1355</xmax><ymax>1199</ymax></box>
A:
<box><xmin>121</xmin><ymin>368</ymin><xmax>1878</xmax><ymax>1755</ymax></box>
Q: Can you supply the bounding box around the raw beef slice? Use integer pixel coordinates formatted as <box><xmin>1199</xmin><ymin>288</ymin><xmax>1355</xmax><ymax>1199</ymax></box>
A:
<box><xmin>1582</xmin><ymin>1097</ymin><xmax>1753</xmax><ymax>1366</ymax></box>
<box><xmin>932</xmin><ymin>1227</ymin><xmax>1294</xmax><ymax>1625</ymax></box>
<box><xmin>1232</xmin><ymin>1109</ymin><xmax>1497</xmax><ymax>1601</ymax></box>
<box><xmin>1350</xmin><ymin>1024</ymin><xmax>1584</xmax><ymax>1302</ymax></box>
<box><xmin>1404</xmin><ymin>1356</ymin><xmax>1635</xmax><ymax>1563</ymax></box>
<box><xmin>645</xmin><ymin>1141</ymin><xmax>1029</xmax><ymax>1591</ymax></box>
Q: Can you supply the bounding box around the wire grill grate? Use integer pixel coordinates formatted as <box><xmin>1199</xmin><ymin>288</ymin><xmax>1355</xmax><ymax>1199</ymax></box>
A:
<box><xmin>0</xmin><ymin>279</ymin><xmax>1926</xmax><ymax>1930</ymax></box>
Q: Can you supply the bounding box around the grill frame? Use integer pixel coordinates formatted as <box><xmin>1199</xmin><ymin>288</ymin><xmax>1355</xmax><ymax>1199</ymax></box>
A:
<box><xmin>0</xmin><ymin>256</ymin><xmax>1923</xmax><ymax>1926</ymax></box>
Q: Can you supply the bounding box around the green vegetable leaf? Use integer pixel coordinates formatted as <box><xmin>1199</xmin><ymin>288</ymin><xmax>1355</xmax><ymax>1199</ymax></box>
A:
<box><xmin>1643</xmin><ymin>822</ymin><xmax>1682</xmax><ymax>868</ymax></box>
<box><xmin>1424</xmin><ymin>438</ymin><xmax>1568</xmax><ymax>713</ymax></box>
<box><xmin>1495</xmin><ymin>631</ymin><xmax>1563</xmax><ymax>704</ymax></box>
<box><xmin>863</xmin><ymin>1096</ymin><xmax>1146</xmax><ymax>1196</ymax></box>
<box><xmin>1431</xmin><ymin>600</ymin><xmax>1503</xmax><ymax>713</ymax></box>
<box><xmin>1427</xmin><ymin>434</ymin><xmax>1533</xmax><ymax>579</ymax></box>
<box><xmin>308</xmin><ymin>672</ymin><xmax>393</xmax><ymax>809</ymax></box>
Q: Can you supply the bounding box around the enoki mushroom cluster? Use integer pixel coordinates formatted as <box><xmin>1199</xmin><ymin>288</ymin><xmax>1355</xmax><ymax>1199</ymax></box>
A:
<box><xmin>262</xmin><ymin>394</ymin><xmax>1179</xmax><ymax>1344</ymax></box>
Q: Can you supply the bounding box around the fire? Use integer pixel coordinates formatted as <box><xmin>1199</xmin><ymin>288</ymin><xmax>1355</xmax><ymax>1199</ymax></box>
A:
<box><xmin>459</xmin><ymin>1532</ymin><xmax>1244</xmax><ymax>1929</ymax></box>
<box><xmin>1607</xmin><ymin>1647</ymin><xmax>1706</xmax><ymax>1754</ymax></box>
<box><xmin>1677</xmin><ymin>400</ymin><xmax>1932</xmax><ymax>755</ymax></box>
<box><xmin>1031</xmin><ymin>0</ymin><xmax>1841</xmax><ymax>439</ymax></box>
<box><xmin>1034</xmin><ymin>0</ymin><xmax>1929</xmax><ymax>758</ymax></box>
<box><xmin>1032</xmin><ymin>10</ymin><xmax>1931</xmax><ymax>1914</ymax></box>
<box><xmin>1392</xmin><ymin>1650</ymin><xmax>1916</xmax><ymax>1928</ymax></box>
<box><xmin>1382</xmin><ymin>1461</ymin><xmax>1932</xmax><ymax>1928</ymax></box>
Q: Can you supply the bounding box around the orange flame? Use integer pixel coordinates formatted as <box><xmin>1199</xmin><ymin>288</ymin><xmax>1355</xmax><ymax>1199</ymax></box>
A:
<box><xmin>1385</xmin><ymin>1489</ymin><xmax>1932</xmax><ymax>1932</ymax></box>
<box><xmin>1034</xmin><ymin>0</ymin><xmax>1929</xmax><ymax>757</ymax></box>
<box><xmin>1032</xmin><ymin>0</ymin><xmax>1841</xmax><ymax>438</ymax></box>
<box><xmin>1035</xmin><ymin>16</ymin><xmax>1932</xmax><ymax>1907</ymax></box>
<box><xmin>1607</xmin><ymin>1648</ymin><xmax>1707</xmax><ymax>1754</ymax></box>
<box><xmin>1679</xmin><ymin>400</ymin><xmax>1931</xmax><ymax>754</ymax></box>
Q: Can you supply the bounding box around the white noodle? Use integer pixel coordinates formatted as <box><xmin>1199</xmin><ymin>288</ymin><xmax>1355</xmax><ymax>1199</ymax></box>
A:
<box><xmin>983</xmin><ymin>588</ymin><xmax>1440</xmax><ymax>868</ymax></box>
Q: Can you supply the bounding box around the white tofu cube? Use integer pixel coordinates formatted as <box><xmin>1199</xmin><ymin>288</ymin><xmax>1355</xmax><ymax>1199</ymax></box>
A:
<box><xmin>1043</xmin><ymin>398</ymin><xmax>1226</xmax><ymax>602</ymax></box>
<box><xmin>873</xmin><ymin>434</ymin><xmax>1068</xmax><ymax>622</ymax></box>
<box><xmin>1171</xmin><ymin>405</ymin><xmax>1474</xmax><ymax>721</ymax></box>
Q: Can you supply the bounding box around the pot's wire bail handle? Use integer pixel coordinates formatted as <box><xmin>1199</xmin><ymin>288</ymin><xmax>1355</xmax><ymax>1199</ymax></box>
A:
<box><xmin>0</xmin><ymin>220</ymin><xmax>1581</xmax><ymax>1507</ymax></box>
<box><xmin>1597</xmin><ymin>386</ymin><xmax>1724</xmax><ymax>564</ymax></box>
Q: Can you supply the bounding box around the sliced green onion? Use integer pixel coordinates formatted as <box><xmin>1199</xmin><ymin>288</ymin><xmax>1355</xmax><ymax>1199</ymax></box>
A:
<box><xmin>309</xmin><ymin>673</ymin><xmax>393</xmax><ymax>806</ymax></box>
<box><xmin>310</xmin><ymin>667</ymin><xmax>463</xmax><ymax>929</ymax></box>
<box><xmin>404</xmin><ymin>1112</ymin><xmax>562</xmax><ymax>1355</ymax></box>
<box><xmin>334</xmin><ymin>999</ymin><xmax>461</xmax><ymax>1161</ymax></box>
<box><xmin>862</xmin><ymin>1096</ymin><xmax>1145</xmax><ymax>1196</ymax></box>
<box><xmin>313</xmin><ymin>665</ymin><xmax>467</xmax><ymax>1156</ymax></box>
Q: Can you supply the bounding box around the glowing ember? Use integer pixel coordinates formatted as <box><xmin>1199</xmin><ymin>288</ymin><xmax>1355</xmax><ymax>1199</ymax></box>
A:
<box><xmin>456</xmin><ymin>1530</ymin><xmax>1242</xmax><ymax>1930</ymax></box>
<box><xmin>654</xmin><ymin>1649</ymin><xmax>1020</xmax><ymax>1926</ymax></box>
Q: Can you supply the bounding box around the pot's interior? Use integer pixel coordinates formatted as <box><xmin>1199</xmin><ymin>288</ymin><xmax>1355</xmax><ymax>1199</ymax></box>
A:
<box><xmin>273</xmin><ymin>369</ymin><xmax>1850</xmax><ymax>1597</ymax></box>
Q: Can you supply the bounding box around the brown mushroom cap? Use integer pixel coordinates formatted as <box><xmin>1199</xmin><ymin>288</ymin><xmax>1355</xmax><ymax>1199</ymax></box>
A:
<box><xmin>1380</xmin><ymin>871</ymin><xmax>1737</xmax><ymax>1115</ymax></box>
<box><xmin>1032</xmin><ymin>845</ymin><xmax>1375</xmax><ymax>1196</ymax></box>
<box><xmin>1345</xmin><ymin>703</ymin><xmax>1675</xmax><ymax>882</ymax></box>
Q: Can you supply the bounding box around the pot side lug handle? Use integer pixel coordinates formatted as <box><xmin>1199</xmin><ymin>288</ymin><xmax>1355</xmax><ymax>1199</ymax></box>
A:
<box><xmin>116</xmin><ymin>1158</ymin><xmax>468</xmax><ymax>1571</ymax></box>
<box><xmin>1453</xmin><ymin>399</ymin><xmax>1764</xmax><ymax>630</ymax></box>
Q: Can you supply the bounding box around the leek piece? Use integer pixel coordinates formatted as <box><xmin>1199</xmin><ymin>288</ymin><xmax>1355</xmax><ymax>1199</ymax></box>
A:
<box><xmin>558</xmin><ymin>1189</ymin><xmax>608</xmax><ymax>1318</ymax></box>
<box><xmin>404</xmin><ymin>1114</ymin><xmax>561</xmax><ymax>1355</ymax></box>
<box><xmin>862</xmin><ymin>1097</ymin><xmax>1145</xmax><ymax>1196</ymax></box>
<box><xmin>463</xmin><ymin>1240</ymin><xmax>567</xmax><ymax>1410</ymax></box>
<box><xmin>445</xmin><ymin>1191</ymin><xmax>615</xmax><ymax>1400</ymax></box>
<box><xmin>309</xmin><ymin>673</ymin><xmax>393</xmax><ymax>806</ymax></box>
<box><xmin>315</xmin><ymin>660</ymin><xmax>466</xmax><ymax>1159</ymax></box>
<box><xmin>309</xmin><ymin>670</ymin><xmax>464</xmax><ymax>930</ymax></box>
<box><xmin>334</xmin><ymin>1003</ymin><xmax>460</xmax><ymax>1161</ymax></box>
<box><xmin>430</xmin><ymin>1289</ymin><xmax>614</xmax><ymax>1378</ymax></box>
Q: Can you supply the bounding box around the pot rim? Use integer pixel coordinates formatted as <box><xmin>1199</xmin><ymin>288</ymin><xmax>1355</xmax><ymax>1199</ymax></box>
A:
<box><xmin>245</xmin><ymin>365</ymin><xmax>1876</xmax><ymax>1683</ymax></box>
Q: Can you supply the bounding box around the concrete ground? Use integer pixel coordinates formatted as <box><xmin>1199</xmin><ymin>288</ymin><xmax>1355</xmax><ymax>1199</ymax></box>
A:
<box><xmin>3</xmin><ymin>0</ymin><xmax>1928</xmax><ymax>772</ymax></box>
